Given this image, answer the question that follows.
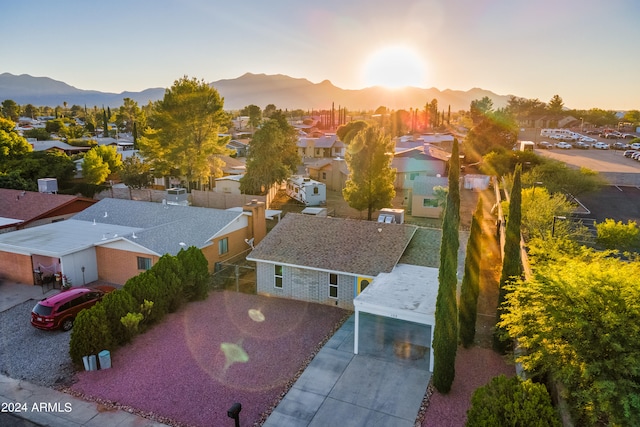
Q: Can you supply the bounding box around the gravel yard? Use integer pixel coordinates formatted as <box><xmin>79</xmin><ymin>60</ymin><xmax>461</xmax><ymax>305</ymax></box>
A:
<box><xmin>0</xmin><ymin>300</ymin><xmax>75</xmax><ymax>387</ymax></box>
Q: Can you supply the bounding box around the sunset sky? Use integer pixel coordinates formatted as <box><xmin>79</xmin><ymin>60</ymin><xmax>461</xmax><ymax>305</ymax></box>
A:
<box><xmin>2</xmin><ymin>0</ymin><xmax>639</xmax><ymax>110</ymax></box>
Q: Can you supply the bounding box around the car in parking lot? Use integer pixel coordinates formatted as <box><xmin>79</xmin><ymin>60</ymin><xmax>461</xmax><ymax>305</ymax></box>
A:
<box><xmin>592</xmin><ymin>142</ymin><xmax>610</xmax><ymax>150</ymax></box>
<box><xmin>613</xmin><ymin>142</ymin><xmax>630</xmax><ymax>150</ymax></box>
<box><xmin>31</xmin><ymin>285</ymin><xmax>115</xmax><ymax>331</ymax></box>
<box><xmin>632</xmin><ymin>152</ymin><xmax>640</xmax><ymax>161</ymax></box>
<box><xmin>555</xmin><ymin>142</ymin><xmax>572</xmax><ymax>149</ymax></box>
<box><xmin>624</xmin><ymin>150</ymin><xmax>638</xmax><ymax>158</ymax></box>
<box><xmin>537</xmin><ymin>141</ymin><xmax>553</xmax><ymax>149</ymax></box>
<box><xmin>630</xmin><ymin>143</ymin><xmax>640</xmax><ymax>150</ymax></box>
<box><xmin>580</xmin><ymin>136</ymin><xmax>597</xmax><ymax>143</ymax></box>
<box><xmin>574</xmin><ymin>141</ymin><xmax>590</xmax><ymax>149</ymax></box>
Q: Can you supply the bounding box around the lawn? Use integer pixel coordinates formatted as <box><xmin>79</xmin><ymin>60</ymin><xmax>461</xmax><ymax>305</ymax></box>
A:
<box><xmin>69</xmin><ymin>291</ymin><xmax>348</xmax><ymax>427</ymax></box>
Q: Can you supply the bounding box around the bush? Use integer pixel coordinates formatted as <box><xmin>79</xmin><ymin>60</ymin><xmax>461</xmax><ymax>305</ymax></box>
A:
<box><xmin>177</xmin><ymin>246</ymin><xmax>210</xmax><ymax>301</ymax></box>
<box><xmin>100</xmin><ymin>289</ymin><xmax>139</xmax><ymax>345</ymax></box>
<box><xmin>466</xmin><ymin>375</ymin><xmax>560</xmax><ymax>427</ymax></box>
<box><xmin>153</xmin><ymin>254</ymin><xmax>185</xmax><ymax>312</ymax></box>
<box><xmin>123</xmin><ymin>271</ymin><xmax>167</xmax><ymax>323</ymax></box>
<box><xmin>69</xmin><ymin>304</ymin><xmax>114</xmax><ymax>365</ymax></box>
<box><xmin>595</xmin><ymin>218</ymin><xmax>639</xmax><ymax>251</ymax></box>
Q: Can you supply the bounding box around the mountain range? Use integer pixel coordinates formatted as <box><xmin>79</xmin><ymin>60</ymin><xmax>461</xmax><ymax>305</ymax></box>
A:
<box><xmin>0</xmin><ymin>72</ymin><xmax>511</xmax><ymax>112</ymax></box>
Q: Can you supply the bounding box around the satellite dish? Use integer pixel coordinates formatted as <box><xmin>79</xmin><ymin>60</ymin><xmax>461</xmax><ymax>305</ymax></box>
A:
<box><xmin>93</xmin><ymin>219</ymin><xmax>96</xmax><ymax>225</ymax></box>
<box><xmin>104</xmin><ymin>212</ymin><xmax>108</xmax><ymax>218</ymax></box>
<box><xmin>132</xmin><ymin>232</ymin><xmax>137</xmax><ymax>239</ymax></box>
<box><xmin>244</xmin><ymin>238</ymin><xmax>255</xmax><ymax>249</ymax></box>
<box><xmin>179</xmin><ymin>242</ymin><xmax>187</xmax><ymax>247</ymax></box>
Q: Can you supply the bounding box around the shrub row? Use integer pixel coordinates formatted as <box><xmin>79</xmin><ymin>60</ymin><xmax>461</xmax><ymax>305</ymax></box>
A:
<box><xmin>69</xmin><ymin>246</ymin><xmax>209</xmax><ymax>365</ymax></box>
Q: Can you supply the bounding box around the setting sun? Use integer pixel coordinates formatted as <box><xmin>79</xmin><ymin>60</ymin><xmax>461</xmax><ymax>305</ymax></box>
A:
<box><xmin>362</xmin><ymin>45</ymin><xmax>428</xmax><ymax>89</ymax></box>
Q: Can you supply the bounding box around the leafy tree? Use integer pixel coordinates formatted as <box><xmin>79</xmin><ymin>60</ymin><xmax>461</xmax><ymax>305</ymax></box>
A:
<box><xmin>464</xmin><ymin>110</ymin><xmax>518</xmax><ymax>163</ymax></box>
<box><xmin>2</xmin><ymin>150</ymin><xmax>75</xmax><ymax>187</ymax></box>
<box><xmin>494</xmin><ymin>164</ymin><xmax>523</xmax><ymax>353</ymax></box>
<box><xmin>518</xmin><ymin>186</ymin><xmax>577</xmax><ymax>242</ymax></box>
<box><xmin>241</xmin><ymin>104</ymin><xmax>262</xmax><ymax>129</ymax></box>
<box><xmin>433</xmin><ymin>139</ymin><xmax>460</xmax><ymax>393</ymax></box>
<box><xmin>595</xmin><ymin>219</ymin><xmax>639</xmax><ymax>251</ymax></box>
<box><xmin>263</xmin><ymin>103</ymin><xmax>277</xmax><ymax>118</ymax></box>
<box><xmin>139</xmin><ymin>76</ymin><xmax>230</xmax><ymax>189</ymax></box>
<box><xmin>342</xmin><ymin>125</ymin><xmax>396</xmax><ymax>220</ymax></box>
<box><xmin>116</xmin><ymin>97</ymin><xmax>146</xmax><ymax>133</ymax></box>
<box><xmin>480</xmin><ymin>149</ymin><xmax>541</xmax><ymax>178</ymax></box>
<box><xmin>526</xmin><ymin>159</ymin><xmax>605</xmax><ymax>197</ymax></box>
<box><xmin>466</xmin><ymin>375</ymin><xmax>560</xmax><ymax>427</ymax></box>
<box><xmin>45</xmin><ymin>118</ymin><xmax>65</xmax><ymax>134</ymax></box>
<box><xmin>1</xmin><ymin>99</ymin><xmax>19</xmax><ymax>121</ymax></box>
<box><xmin>0</xmin><ymin>118</ymin><xmax>32</xmax><ymax>164</ymax></box>
<box><xmin>0</xmin><ymin>170</ymin><xmax>35</xmax><ymax>190</ymax></box>
<box><xmin>459</xmin><ymin>197</ymin><xmax>483</xmax><ymax>347</ymax></box>
<box><xmin>240</xmin><ymin>114</ymin><xmax>299</xmax><ymax>195</ymax></box>
<box><xmin>23</xmin><ymin>104</ymin><xmax>38</xmax><ymax>119</ymax></box>
<box><xmin>119</xmin><ymin>155</ymin><xmax>153</xmax><ymax>189</ymax></box>
<box><xmin>501</xmin><ymin>252</ymin><xmax>640</xmax><ymax>426</ymax></box>
<box><xmin>82</xmin><ymin>148</ymin><xmax>111</xmax><ymax>185</ymax></box>
<box><xmin>336</xmin><ymin>120</ymin><xmax>368</xmax><ymax>144</ymax></box>
<box><xmin>622</xmin><ymin>110</ymin><xmax>640</xmax><ymax>125</ymax></box>
<box><xmin>469</xmin><ymin>96</ymin><xmax>494</xmax><ymax>124</ymax></box>
<box><xmin>23</xmin><ymin>128</ymin><xmax>51</xmax><ymax>141</ymax></box>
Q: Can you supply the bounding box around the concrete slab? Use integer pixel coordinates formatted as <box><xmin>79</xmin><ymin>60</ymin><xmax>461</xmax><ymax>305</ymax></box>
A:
<box><xmin>265</xmin><ymin>313</ymin><xmax>431</xmax><ymax>427</ymax></box>
<box><xmin>0</xmin><ymin>282</ymin><xmax>55</xmax><ymax>312</ymax></box>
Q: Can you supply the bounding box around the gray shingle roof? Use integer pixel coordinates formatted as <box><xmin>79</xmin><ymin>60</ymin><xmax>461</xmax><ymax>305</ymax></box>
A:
<box><xmin>247</xmin><ymin>213</ymin><xmax>417</xmax><ymax>276</ymax></box>
<box><xmin>72</xmin><ymin>198</ymin><xmax>242</xmax><ymax>255</ymax></box>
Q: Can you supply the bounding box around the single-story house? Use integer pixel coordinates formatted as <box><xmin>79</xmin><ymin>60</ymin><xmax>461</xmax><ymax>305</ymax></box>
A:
<box><xmin>392</xmin><ymin>147</ymin><xmax>447</xmax><ymax>190</ymax></box>
<box><xmin>246</xmin><ymin>213</ymin><xmax>417</xmax><ymax>310</ymax></box>
<box><xmin>410</xmin><ymin>176</ymin><xmax>449</xmax><ymax>218</ymax></box>
<box><xmin>297</xmin><ymin>134</ymin><xmax>345</xmax><ymax>159</ymax></box>
<box><xmin>0</xmin><ymin>198</ymin><xmax>266</xmax><ymax>287</ymax></box>
<box><xmin>214</xmin><ymin>174</ymin><xmax>243</xmax><ymax>195</ymax></box>
<box><xmin>305</xmin><ymin>157</ymin><xmax>349</xmax><ymax>191</ymax></box>
<box><xmin>0</xmin><ymin>189</ymin><xmax>96</xmax><ymax>233</ymax></box>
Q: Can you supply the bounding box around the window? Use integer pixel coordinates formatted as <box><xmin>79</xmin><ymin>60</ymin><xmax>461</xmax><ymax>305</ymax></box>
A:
<box><xmin>409</xmin><ymin>172</ymin><xmax>419</xmax><ymax>181</ymax></box>
<box><xmin>274</xmin><ymin>265</ymin><xmax>283</xmax><ymax>288</ymax></box>
<box><xmin>329</xmin><ymin>273</ymin><xmax>338</xmax><ymax>298</ymax></box>
<box><xmin>322</xmin><ymin>172</ymin><xmax>327</xmax><ymax>180</ymax></box>
<box><xmin>218</xmin><ymin>237</ymin><xmax>229</xmax><ymax>255</ymax></box>
<box><xmin>137</xmin><ymin>257</ymin><xmax>151</xmax><ymax>270</ymax></box>
<box><xmin>422</xmin><ymin>198</ymin><xmax>439</xmax><ymax>208</ymax></box>
<box><xmin>313</xmin><ymin>186</ymin><xmax>319</xmax><ymax>195</ymax></box>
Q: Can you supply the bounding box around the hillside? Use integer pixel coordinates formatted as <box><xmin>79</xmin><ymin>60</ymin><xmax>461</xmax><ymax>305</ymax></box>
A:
<box><xmin>0</xmin><ymin>72</ymin><xmax>510</xmax><ymax>112</ymax></box>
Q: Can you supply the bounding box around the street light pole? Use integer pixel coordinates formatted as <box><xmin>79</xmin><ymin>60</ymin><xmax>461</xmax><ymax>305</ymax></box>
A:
<box><xmin>552</xmin><ymin>215</ymin><xmax>567</xmax><ymax>237</ymax></box>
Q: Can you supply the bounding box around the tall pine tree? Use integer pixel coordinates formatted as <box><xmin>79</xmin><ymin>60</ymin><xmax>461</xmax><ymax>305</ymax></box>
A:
<box><xmin>433</xmin><ymin>139</ymin><xmax>460</xmax><ymax>393</ymax></box>
<box><xmin>493</xmin><ymin>164</ymin><xmax>523</xmax><ymax>353</ymax></box>
<box><xmin>459</xmin><ymin>197</ymin><xmax>483</xmax><ymax>347</ymax></box>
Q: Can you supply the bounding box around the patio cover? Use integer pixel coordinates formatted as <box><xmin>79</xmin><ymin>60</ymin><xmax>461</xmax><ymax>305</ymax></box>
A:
<box><xmin>353</xmin><ymin>263</ymin><xmax>438</xmax><ymax>372</ymax></box>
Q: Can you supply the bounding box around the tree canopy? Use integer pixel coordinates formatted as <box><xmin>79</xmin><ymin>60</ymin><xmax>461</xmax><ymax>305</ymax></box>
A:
<box><xmin>342</xmin><ymin>125</ymin><xmax>396</xmax><ymax>220</ymax></box>
<box><xmin>240</xmin><ymin>111</ymin><xmax>299</xmax><ymax>195</ymax></box>
<box><xmin>139</xmin><ymin>76</ymin><xmax>229</xmax><ymax>189</ymax></box>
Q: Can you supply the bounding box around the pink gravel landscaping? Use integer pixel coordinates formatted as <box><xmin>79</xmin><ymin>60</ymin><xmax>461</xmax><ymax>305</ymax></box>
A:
<box><xmin>69</xmin><ymin>291</ymin><xmax>348</xmax><ymax>427</ymax></box>
<box><xmin>421</xmin><ymin>346</ymin><xmax>515</xmax><ymax>427</ymax></box>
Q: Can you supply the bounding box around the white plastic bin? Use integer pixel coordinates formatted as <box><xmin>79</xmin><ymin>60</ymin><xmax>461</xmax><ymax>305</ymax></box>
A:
<box><xmin>98</xmin><ymin>350</ymin><xmax>111</xmax><ymax>369</ymax></box>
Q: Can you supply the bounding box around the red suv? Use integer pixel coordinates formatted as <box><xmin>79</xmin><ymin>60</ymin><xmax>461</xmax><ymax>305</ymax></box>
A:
<box><xmin>31</xmin><ymin>286</ymin><xmax>115</xmax><ymax>331</ymax></box>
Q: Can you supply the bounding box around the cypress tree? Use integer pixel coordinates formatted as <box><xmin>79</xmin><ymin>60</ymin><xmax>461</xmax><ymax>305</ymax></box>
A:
<box><xmin>493</xmin><ymin>164</ymin><xmax>524</xmax><ymax>353</ymax></box>
<box><xmin>433</xmin><ymin>139</ymin><xmax>460</xmax><ymax>393</ymax></box>
<box><xmin>459</xmin><ymin>197</ymin><xmax>483</xmax><ymax>347</ymax></box>
<box><xmin>103</xmin><ymin>109</ymin><xmax>108</xmax><ymax>137</ymax></box>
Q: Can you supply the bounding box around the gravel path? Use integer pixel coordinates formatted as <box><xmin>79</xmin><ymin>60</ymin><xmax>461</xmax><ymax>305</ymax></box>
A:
<box><xmin>0</xmin><ymin>300</ymin><xmax>75</xmax><ymax>387</ymax></box>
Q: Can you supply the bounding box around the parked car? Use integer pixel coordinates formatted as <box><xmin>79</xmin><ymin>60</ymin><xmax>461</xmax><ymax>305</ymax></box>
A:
<box><xmin>613</xmin><ymin>142</ymin><xmax>630</xmax><ymax>150</ymax></box>
<box><xmin>575</xmin><ymin>141</ymin><xmax>590</xmax><ymax>149</ymax></box>
<box><xmin>555</xmin><ymin>142</ymin><xmax>572</xmax><ymax>149</ymax></box>
<box><xmin>537</xmin><ymin>141</ymin><xmax>553</xmax><ymax>149</ymax></box>
<box><xmin>31</xmin><ymin>285</ymin><xmax>115</xmax><ymax>331</ymax></box>
<box><xmin>623</xmin><ymin>150</ymin><xmax>638</xmax><ymax>158</ymax></box>
<box><xmin>630</xmin><ymin>143</ymin><xmax>640</xmax><ymax>150</ymax></box>
<box><xmin>592</xmin><ymin>142</ymin><xmax>610</xmax><ymax>150</ymax></box>
<box><xmin>632</xmin><ymin>152</ymin><xmax>640</xmax><ymax>161</ymax></box>
<box><xmin>580</xmin><ymin>136</ymin><xmax>597</xmax><ymax>143</ymax></box>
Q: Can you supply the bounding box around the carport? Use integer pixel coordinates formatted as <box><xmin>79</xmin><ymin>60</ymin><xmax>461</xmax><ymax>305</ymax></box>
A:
<box><xmin>353</xmin><ymin>263</ymin><xmax>438</xmax><ymax>372</ymax></box>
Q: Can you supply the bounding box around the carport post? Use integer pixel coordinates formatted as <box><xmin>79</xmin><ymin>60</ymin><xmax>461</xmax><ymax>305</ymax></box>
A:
<box><xmin>354</xmin><ymin>309</ymin><xmax>359</xmax><ymax>354</ymax></box>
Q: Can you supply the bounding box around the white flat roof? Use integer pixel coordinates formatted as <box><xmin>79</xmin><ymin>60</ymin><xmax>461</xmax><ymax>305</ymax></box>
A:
<box><xmin>354</xmin><ymin>263</ymin><xmax>438</xmax><ymax>326</ymax></box>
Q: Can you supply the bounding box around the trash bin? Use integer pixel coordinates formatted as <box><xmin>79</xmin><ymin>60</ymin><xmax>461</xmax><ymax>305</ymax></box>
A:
<box><xmin>98</xmin><ymin>350</ymin><xmax>111</xmax><ymax>369</ymax></box>
<box><xmin>82</xmin><ymin>356</ymin><xmax>90</xmax><ymax>371</ymax></box>
<box><xmin>88</xmin><ymin>355</ymin><xmax>97</xmax><ymax>371</ymax></box>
